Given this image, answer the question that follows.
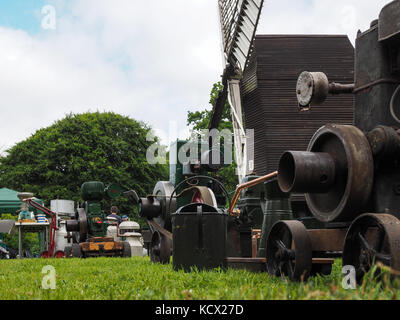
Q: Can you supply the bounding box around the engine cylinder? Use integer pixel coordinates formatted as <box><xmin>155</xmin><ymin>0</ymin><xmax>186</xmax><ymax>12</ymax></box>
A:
<box><xmin>278</xmin><ymin>151</ymin><xmax>336</xmax><ymax>194</ymax></box>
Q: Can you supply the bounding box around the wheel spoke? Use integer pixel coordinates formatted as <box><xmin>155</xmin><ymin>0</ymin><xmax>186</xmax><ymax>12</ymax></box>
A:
<box><xmin>358</xmin><ymin>232</ymin><xmax>373</xmax><ymax>252</ymax></box>
<box><xmin>276</xmin><ymin>239</ymin><xmax>287</xmax><ymax>251</ymax></box>
<box><xmin>275</xmin><ymin>240</ymin><xmax>295</xmax><ymax>259</ymax></box>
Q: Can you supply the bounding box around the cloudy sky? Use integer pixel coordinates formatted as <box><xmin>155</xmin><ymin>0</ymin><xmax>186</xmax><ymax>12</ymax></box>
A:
<box><xmin>0</xmin><ymin>0</ymin><xmax>392</xmax><ymax>150</ymax></box>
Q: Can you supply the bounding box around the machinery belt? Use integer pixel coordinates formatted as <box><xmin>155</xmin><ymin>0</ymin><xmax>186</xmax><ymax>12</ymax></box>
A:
<box><xmin>147</xmin><ymin>219</ymin><xmax>173</xmax><ymax>241</ymax></box>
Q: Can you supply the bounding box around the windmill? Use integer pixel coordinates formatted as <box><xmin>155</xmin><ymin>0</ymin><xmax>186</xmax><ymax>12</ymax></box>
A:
<box><xmin>209</xmin><ymin>0</ymin><xmax>264</xmax><ymax>183</ymax></box>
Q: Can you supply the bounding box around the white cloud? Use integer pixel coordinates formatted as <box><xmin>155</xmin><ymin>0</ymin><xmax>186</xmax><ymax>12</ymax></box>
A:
<box><xmin>0</xmin><ymin>0</ymin><xmax>393</xmax><ymax>151</ymax></box>
<box><xmin>258</xmin><ymin>0</ymin><xmax>391</xmax><ymax>43</ymax></box>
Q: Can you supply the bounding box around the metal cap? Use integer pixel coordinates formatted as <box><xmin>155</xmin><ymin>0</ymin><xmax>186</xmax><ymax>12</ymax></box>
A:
<box><xmin>296</xmin><ymin>71</ymin><xmax>329</xmax><ymax>107</ymax></box>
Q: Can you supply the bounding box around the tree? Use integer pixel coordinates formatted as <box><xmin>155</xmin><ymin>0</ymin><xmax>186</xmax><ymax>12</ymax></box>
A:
<box><xmin>0</xmin><ymin>112</ymin><xmax>168</xmax><ymax>225</ymax></box>
<box><xmin>187</xmin><ymin>82</ymin><xmax>238</xmax><ymax>194</ymax></box>
<box><xmin>187</xmin><ymin>82</ymin><xmax>233</xmax><ymax>134</ymax></box>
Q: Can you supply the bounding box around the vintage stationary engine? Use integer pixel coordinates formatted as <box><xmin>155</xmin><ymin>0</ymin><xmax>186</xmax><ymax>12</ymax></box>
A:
<box><xmin>125</xmin><ymin>139</ymin><xmax>229</xmax><ymax>264</ymax></box>
<box><xmin>65</xmin><ymin>181</ymin><xmax>131</xmax><ymax>258</ymax></box>
<box><xmin>267</xmin><ymin>0</ymin><xmax>400</xmax><ymax>282</ymax></box>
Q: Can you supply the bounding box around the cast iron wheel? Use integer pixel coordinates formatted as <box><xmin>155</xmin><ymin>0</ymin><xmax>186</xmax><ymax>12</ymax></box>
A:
<box><xmin>343</xmin><ymin>213</ymin><xmax>400</xmax><ymax>284</ymax></box>
<box><xmin>122</xmin><ymin>241</ymin><xmax>132</xmax><ymax>258</ymax></box>
<box><xmin>150</xmin><ymin>231</ymin><xmax>171</xmax><ymax>264</ymax></box>
<box><xmin>267</xmin><ymin>220</ymin><xmax>312</xmax><ymax>281</ymax></box>
<box><xmin>152</xmin><ymin>181</ymin><xmax>176</xmax><ymax>232</ymax></box>
<box><xmin>72</xmin><ymin>243</ymin><xmax>82</xmax><ymax>258</ymax></box>
<box><xmin>64</xmin><ymin>246</ymin><xmax>72</xmax><ymax>258</ymax></box>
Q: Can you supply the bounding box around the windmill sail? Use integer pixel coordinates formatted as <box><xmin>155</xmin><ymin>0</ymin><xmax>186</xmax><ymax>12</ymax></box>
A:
<box><xmin>210</xmin><ymin>0</ymin><xmax>264</xmax><ymax>182</ymax></box>
<box><xmin>210</xmin><ymin>0</ymin><xmax>264</xmax><ymax>131</ymax></box>
<box><xmin>219</xmin><ymin>0</ymin><xmax>264</xmax><ymax>72</ymax></box>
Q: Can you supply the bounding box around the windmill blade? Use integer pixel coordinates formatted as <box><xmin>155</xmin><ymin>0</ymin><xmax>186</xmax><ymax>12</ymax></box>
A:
<box><xmin>209</xmin><ymin>0</ymin><xmax>264</xmax><ymax>130</ymax></box>
<box><xmin>209</xmin><ymin>64</ymin><xmax>234</xmax><ymax>130</ymax></box>
<box><xmin>219</xmin><ymin>0</ymin><xmax>264</xmax><ymax>71</ymax></box>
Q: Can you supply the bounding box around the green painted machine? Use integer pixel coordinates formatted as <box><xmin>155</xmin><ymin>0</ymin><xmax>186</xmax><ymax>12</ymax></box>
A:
<box><xmin>65</xmin><ymin>181</ymin><xmax>131</xmax><ymax>258</ymax></box>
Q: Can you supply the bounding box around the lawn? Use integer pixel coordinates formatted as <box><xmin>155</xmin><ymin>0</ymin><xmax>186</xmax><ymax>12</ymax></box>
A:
<box><xmin>0</xmin><ymin>257</ymin><xmax>399</xmax><ymax>300</ymax></box>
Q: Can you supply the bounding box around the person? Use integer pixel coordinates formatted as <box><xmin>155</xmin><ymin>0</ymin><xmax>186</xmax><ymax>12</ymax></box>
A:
<box><xmin>122</xmin><ymin>215</ymin><xmax>129</xmax><ymax>222</ymax></box>
<box><xmin>107</xmin><ymin>206</ymin><xmax>122</xmax><ymax>225</ymax></box>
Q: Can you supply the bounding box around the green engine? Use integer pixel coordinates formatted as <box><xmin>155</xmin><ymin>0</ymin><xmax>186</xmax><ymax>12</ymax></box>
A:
<box><xmin>67</xmin><ymin>181</ymin><xmax>123</xmax><ymax>241</ymax></box>
<box><xmin>64</xmin><ymin>181</ymin><xmax>132</xmax><ymax>258</ymax></box>
<box><xmin>81</xmin><ymin>181</ymin><xmax>109</xmax><ymax>238</ymax></box>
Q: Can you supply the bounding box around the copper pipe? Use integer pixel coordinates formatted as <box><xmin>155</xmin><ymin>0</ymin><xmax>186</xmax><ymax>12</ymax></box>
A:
<box><xmin>229</xmin><ymin>171</ymin><xmax>278</xmax><ymax>215</ymax></box>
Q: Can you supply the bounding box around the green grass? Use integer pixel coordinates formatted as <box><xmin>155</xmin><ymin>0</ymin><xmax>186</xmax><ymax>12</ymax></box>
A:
<box><xmin>0</xmin><ymin>257</ymin><xmax>399</xmax><ymax>300</ymax></box>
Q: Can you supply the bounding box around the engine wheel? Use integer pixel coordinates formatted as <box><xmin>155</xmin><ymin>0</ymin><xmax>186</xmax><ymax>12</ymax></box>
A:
<box><xmin>72</xmin><ymin>243</ymin><xmax>83</xmax><ymax>258</ymax></box>
<box><xmin>343</xmin><ymin>213</ymin><xmax>400</xmax><ymax>284</ymax></box>
<box><xmin>123</xmin><ymin>241</ymin><xmax>132</xmax><ymax>258</ymax></box>
<box><xmin>267</xmin><ymin>220</ymin><xmax>312</xmax><ymax>281</ymax></box>
<box><xmin>150</xmin><ymin>231</ymin><xmax>171</xmax><ymax>264</ymax></box>
<box><xmin>64</xmin><ymin>246</ymin><xmax>72</xmax><ymax>258</ymax></box>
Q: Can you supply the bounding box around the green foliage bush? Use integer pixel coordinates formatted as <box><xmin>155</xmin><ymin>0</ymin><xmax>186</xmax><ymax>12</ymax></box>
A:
<box><xmin>0</xmin><ymin>112</ymin><xmax>168</xmax><ymax>226</ymax></box>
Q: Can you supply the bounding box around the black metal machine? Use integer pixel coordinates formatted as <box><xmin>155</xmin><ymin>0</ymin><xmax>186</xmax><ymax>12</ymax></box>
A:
<box><xmin>267</xmin><ymin>0</ymin><xmax>400</xmax><ymax>282</ymax></box>
<box><xmin>125</xmin><ymin>139</ymin><xmax>229</xmax><ymax>267</ymax></box>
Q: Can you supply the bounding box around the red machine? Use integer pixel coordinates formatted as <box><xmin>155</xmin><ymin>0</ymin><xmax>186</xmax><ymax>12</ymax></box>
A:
<box><xmin>23</xmin><ymin>199</ymin><xmax>64</xmax><ymax>258</ymax></box>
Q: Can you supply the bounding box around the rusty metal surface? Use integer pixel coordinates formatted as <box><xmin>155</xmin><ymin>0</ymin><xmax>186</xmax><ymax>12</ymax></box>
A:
<box><xmin>378</xmin><ymin>0</ymin><xmax>400</xmax><ymax>42</ymax></box>
<box><xmin>277</xmin><ymin>124</ymin><xmax>374</xmax><ymax>223</ymax></box>
<box><xmin>278</xmin><ymin>151</ymin><xmax>336</xmax><ymax>194</ymax></box>
<box><xmin>241</xmin><ymin>35</ymin><xmax>354</xmax><ymax>179</ymax></box>
<box><xmin>305</xmin><ymin>125</ymin><xmax>374</xmax><ymax>223</ymax></box>
<box><xmin>80</xmin><ymin>241</ymin><xmax>123</xmax><ymax>252</ymax></box>
<box><xmin>308</xmin><ymin>229</ymin><xmax>348</xmax><ymax>252</ymax></box>
<box><xmin>312</xmin><ymin>258</ymin><xmax>335</xmax><ymax>264</ymax></box>
<box><xmin>355</xmin><ymin>21</ymin><xmax>400</xmax><ymax>132</ymax></box>
<box><xmin>88</xmin><ymin>237</ymin><xmax>114</xmax><ymax>243</ymax></box>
